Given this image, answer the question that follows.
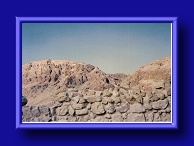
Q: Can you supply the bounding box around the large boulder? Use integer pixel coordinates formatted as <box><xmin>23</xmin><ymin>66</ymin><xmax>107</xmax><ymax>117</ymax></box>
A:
<box><xmin>84</xmin><ymin>96</ymin><xmax>102</xmax><ymax>103</ymax></box>
<box><xmin>57</xmin><ymin>96</ymin><xmax>71</xmax><ymax>103</ymax></box>
<box><xmin>144</xmin><ymin>110</ymin><xmax>157</xmax><ymax>122</ymax></box>
<box><xmin>71</xmin><ymin>100</ymin><xmax>86</xmax><ymax>110</ymax></box>
<box><xmin>129</xmin><ymin>103</ymin><xmax>145</xmax><ymax>113</ymax></box>
<box><xmin>39</xmin><ymin>106</ymin><xmax>51</xmax><ymax>116</ymax></box>
<box><xmin>68</xmin><ymin>106</ymin><xmax>75</xmax><ymax>116</ymax></box>
<box><xmin>104</xmin><ymin>103</ymin><xmax>116</xmax><ymax>114</ymax></box>
<box><xmin>31</xmin><ymin>106</ymin><xmax>41</xmax><ymax>117</ymax></box>
<box><xmin>111</xmin><ymin>112</ymin><xmax>123</xmax><ymax>122</ymax></box>
<box><xmin>116</xmin><ymin>103</ymin><xmax>130</xmax><ymax>113</ymax></box>
<box><xmin>22</xmin><ymin>106</ymin><xmax>32</xmax><ymax>119</ymax></box>
<box><xmin>75</xmin><ymin>108</ymin><xmax>88</xmax><ymax>116</ymax></box>
<box><xmin>151</xmin><ymin>99</ymin><xmax>169</xmax><ymax>110</ymax></box>
<box><xmin>125</xmin><ymin>113</ymin><xmax>145</xmax><ymax>122</ymax></box>
<box><xmin>91</xmin><ymin>102</ymin><xmax>105</xmax><ymax>115</ymax></box>
<box><xmin>56</xmin><ymin>106</ymin><xmax>69</xmax><ymax>116</ymax></box>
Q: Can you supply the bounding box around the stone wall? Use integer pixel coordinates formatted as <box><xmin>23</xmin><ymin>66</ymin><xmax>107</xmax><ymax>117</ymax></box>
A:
<box><xmin>22</xmin><ymin>80</ymin><xmax>171</xmax><ymax>122</ymax></box>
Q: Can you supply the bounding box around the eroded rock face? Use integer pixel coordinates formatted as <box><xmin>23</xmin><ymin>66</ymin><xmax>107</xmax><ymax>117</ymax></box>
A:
<box><xmin>22</xmin><ymin>60</ymin><xmax>116</xmax><ymax>106</ymax></box>
<box><xmin>22</xmin><ymin>57</ymin><xmax>171</xmax><ymax>122</ymax></box>
<box><xmin>127</xmin><ymin>57</ymin><xmax>171</xmax><ymax>89</ymax></box>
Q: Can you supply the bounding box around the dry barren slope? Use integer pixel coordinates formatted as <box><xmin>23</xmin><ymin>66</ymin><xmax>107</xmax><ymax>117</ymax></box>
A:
<box><xmin>22</xmin><ymin>57</ymin><xmax>171</xmax><ymax>106</ymax></box>
<box><xmin>22</xmin><ymin>59</ymin><xmax>117</xmax><ymax>106</ymax></box>
<box><xmin>127</xmin><ymin>57</ymin><xmax>171</xmax><ymax>91</ymax></box>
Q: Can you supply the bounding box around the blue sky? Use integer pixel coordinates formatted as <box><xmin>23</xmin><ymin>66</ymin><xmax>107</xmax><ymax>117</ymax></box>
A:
<box><xmin>22</xmin><ymin>23</ymin><xmax>171</xmax><ymax>74</ymax></box>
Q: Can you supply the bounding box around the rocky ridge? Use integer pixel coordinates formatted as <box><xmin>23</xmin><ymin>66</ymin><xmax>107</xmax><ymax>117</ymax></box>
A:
<box><xmin>22</xmin><ymin>57</ymin><xmax>171</xmax><ymax>122</ymax></box>
<box><xmin>127</xmin><ymin>57</ymin><xmax>171</xmax><ymax>90</ymax></box>
<box><xmin>22</xmin><ymin>59</ymin><xmax>117</xmax><ymax>106</ymax></box>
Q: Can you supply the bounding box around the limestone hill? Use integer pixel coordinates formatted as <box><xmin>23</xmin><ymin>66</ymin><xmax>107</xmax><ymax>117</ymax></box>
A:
<box><xmin>22</xmin><ymin>57</ymin><xmax>171</xmax><ymax>122</ymax></box>
<box><xmin>23</xmin><ymin>59</ymin><xmax>117</xmax><ymax>106</ymax></box>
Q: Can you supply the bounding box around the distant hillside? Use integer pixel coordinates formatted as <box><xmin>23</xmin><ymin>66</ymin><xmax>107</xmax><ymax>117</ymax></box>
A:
<box><xmin>127</xmin><ymin>57</ymin><xmax>171</xmax><ymax>91</ymax></box>
<box><xmin>22</xmin><ymin>57</ymin><xmax>171</xmax><ymax>106</ymax></box>
<box><xmin>22</xmin><ymin>59</ymin><xmax>117</xmax><ymax>105</ymax></box>
<box><xmin>22</xmin><ymin>57</ymin><xmax>172</xmax><ymax>122</ymax></box>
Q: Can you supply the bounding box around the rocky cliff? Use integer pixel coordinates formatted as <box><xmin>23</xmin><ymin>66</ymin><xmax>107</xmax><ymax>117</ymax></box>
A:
<box><xmin>22</xmin><ymin>59</ymin><xmax>116</xmax><ymax>106</ymax></box>
<box><xmin>22</xmin><ymin>57</ymin><xmax>171</xmax><ymax>122</ymax></box>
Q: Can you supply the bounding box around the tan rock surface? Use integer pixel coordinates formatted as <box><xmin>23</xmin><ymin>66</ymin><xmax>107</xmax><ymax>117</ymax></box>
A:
<box><xmin>22</xmin><ymin>57</ymin><xmax>171</xmax><ymax>122</ymax></box>
<box><xmin>126</xmin><ymin>57</ymin><xmax>171</xmax><ymax>89</ymax></box>
<box><xmin>22</xmin><ymin>59</ymin><xmax>116</xmax><ymax>106</ymax></box>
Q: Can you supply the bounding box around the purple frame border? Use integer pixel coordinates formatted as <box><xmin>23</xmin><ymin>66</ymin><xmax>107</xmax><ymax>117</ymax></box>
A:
<box><xmin>16</xmin><ymin>17</ymin><xmax>178</xmax><ymax>129</ymax></box>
